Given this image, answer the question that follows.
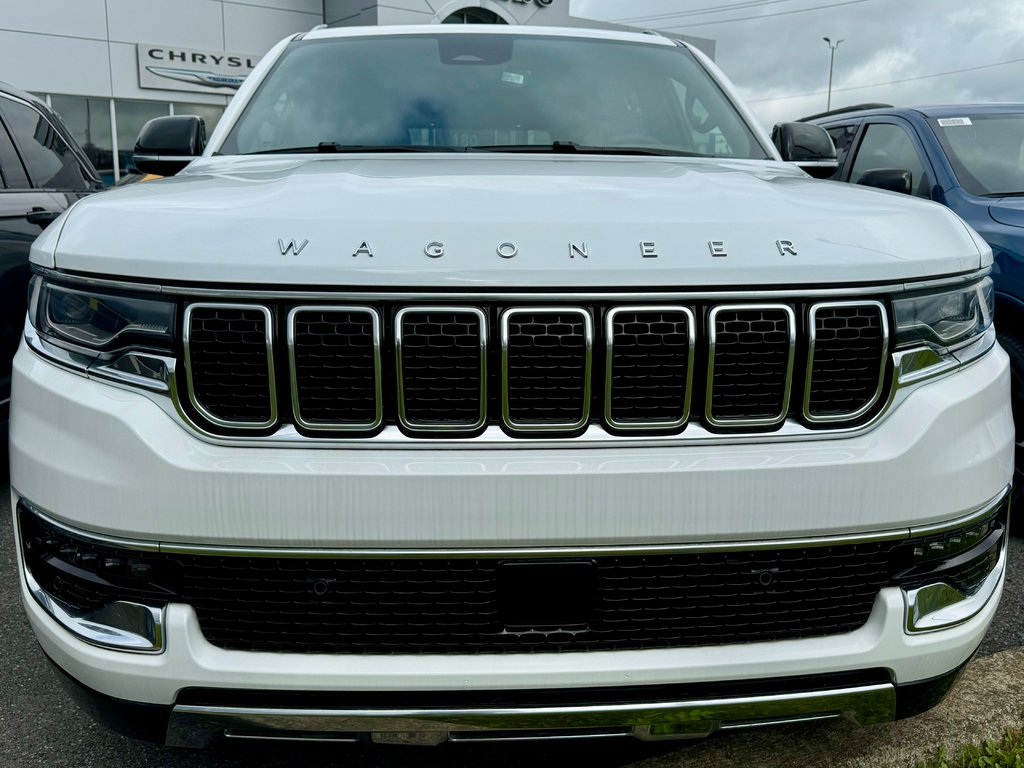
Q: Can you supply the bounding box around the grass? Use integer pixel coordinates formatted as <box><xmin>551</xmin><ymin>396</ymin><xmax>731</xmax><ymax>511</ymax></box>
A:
<box><xmin>917</xmin><ymin>727</ymin><xmax>1024</xmax><ymax>768</ymax></box>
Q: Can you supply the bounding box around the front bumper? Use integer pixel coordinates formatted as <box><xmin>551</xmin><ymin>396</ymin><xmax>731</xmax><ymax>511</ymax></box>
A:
<box><xmin>9</xmin><ymin>340</ymin><xmax>1015</xmax><ymax>742</ymax></box>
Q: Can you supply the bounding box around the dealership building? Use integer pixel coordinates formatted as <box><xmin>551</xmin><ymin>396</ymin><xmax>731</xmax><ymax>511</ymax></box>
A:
<box><xmin>0</xmin><ymin>0</ymin><xmax>714</xmax><ymax>184</ymax></box>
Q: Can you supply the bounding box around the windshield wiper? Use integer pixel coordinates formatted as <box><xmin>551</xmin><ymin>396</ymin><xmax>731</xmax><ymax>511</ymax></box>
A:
<box><xmin>985</xmin><ymin>191</ymin><xmax>1024</xmax><ymax>197</ymax></box>
<box><xmin>467</xmin><ymin>141</ymin><xmax>708</xmax><ymax>157</ymax></box>
<box><xmin>245</xmin><ymin>143</ymin><xmax>459</xmax><ymax>155</ymax></box>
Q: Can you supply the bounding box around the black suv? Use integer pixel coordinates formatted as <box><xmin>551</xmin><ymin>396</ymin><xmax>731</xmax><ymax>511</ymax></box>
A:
<box><xmin>0</xmin><ymin>81</ymin><xmax>102</xmax><ymax>419</ymax></box>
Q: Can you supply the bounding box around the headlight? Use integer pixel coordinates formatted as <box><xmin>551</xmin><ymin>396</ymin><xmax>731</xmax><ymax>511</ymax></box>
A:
<box><xmin>893</xmin><ymin>278</ymin><xmax>993</xmax><ymax>352</ymax></box>
<box><xmin>29</xmin><ymin>276</ymin><xmax>175</xmax><ymax>354</ymax></box>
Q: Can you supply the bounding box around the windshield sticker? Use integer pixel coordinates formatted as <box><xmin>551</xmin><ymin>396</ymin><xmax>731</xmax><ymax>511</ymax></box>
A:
<box><xmin>937</xmin><ymin>117</ymin><xmax>973</xmax><ymax>127</ymax></box>
<box><xmin>502</xmin><ymin>71</ymin><xmax>525</xmax><ymax>85</ymax></box>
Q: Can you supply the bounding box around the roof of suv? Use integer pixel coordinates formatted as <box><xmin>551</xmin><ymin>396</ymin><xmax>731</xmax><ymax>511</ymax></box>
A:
<box><xmin>803</xmin><ymin>103</ymin><xmax>1024</xmax><ymax>123</ymax></box>
<box><xmin>301</xmin><ymin>24</ymin><xmax>681</xmax><ymax>48</ymax></box>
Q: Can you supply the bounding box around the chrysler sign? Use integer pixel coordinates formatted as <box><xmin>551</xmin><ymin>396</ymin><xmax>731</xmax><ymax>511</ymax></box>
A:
<box><xmin>137</xmin><ymin>45</ymin><xmax>259</xmax><ymax>93</ymax></box>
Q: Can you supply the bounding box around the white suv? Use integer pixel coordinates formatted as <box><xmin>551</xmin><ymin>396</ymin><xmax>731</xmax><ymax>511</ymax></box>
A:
<box><xmin>10</xmin><ymin>25</ymin><xmax>1012</xmax><ymax>747</ymax></box>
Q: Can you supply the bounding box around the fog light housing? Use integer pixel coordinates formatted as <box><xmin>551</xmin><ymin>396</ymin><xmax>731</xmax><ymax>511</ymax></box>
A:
<box><xmin>897</xmin><ymin>492</ymin><xmax>1009</xmax><ymax>634</ymax></box>
<box><xmin>17</xmin><ymin>500</ymin><xmax>178</xmax><ymax>653</ymax></box>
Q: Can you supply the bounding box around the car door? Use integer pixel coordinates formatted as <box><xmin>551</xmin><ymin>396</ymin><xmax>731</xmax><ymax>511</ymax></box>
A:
<box><xmin>843</xmin><ymin>117</ymin><xmax>938</xmax><ymax>200</ymax></box>
<box><xmin>822</xmin><ymin>121</ymin><xmax>861</xmax><ymax>181</ymax></box>
<box><xmin>0</xmin><ymin>93</ymin><xmax>96</xmax><ymax>413</ymax></box>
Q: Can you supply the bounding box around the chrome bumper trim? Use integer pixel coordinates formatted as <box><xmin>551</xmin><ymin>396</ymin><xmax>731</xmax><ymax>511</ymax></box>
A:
<box><xmin>166</xmin><ymin>682</ymin><xmax>897</xmax><ymax>747</ymax></box>
<box><xmin>23</xmin><ymin>568</ymin><xmax>164</xmax><ymax>654</ymax></box>
<box><xmin>903</xmin><ymin>535</ymin><xmax>1008</xmax><ymax>634</ymax></box>
<box><xmin>17</xmin><ymin>486</ymin><xmax>1009</xmax><ymax>559</ymax></box>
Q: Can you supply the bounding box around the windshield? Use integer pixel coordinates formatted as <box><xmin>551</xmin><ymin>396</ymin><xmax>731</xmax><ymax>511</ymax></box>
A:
<box><xmin>219</xmin><ymin>33</ymin><xmax>768</xmax><ymax>159</ymax></box>
<box><xmin>930</xmin><ymin>114</ymin><xmax>1024</xmax><ymax>196</ymax></box>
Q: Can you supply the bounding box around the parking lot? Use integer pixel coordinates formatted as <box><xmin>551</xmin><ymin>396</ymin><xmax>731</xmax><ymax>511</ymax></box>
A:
<box><xmin>2</xmin><ymin>471</ymin><xmax>1021</xmax><ymax>768</ymax></box>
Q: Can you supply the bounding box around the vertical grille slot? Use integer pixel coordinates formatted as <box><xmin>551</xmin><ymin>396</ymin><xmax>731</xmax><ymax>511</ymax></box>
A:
<box><xmin>396</xmin><ymin>307</ymin><xmax>487</xmax><ymax>432</ymax></box>
<box><xmin>287</xmin><ymin>306</ymin><xmax>381</xmax><ymax>432</ymax></box>
<box><xmin>501</xmin><ymin>308</ymin><xmax>593</xmax><ymax>432</ymax></box>
<box><xmin>605</xmin><ymin>307</ymin><xmax>695</xmax><ymax>430</ymax></box>
<box><xmin>183</xmin><ymin>304</ymin><xmax>276</xmax><ymax>429</ymax></box>
<box><xmin>804</xmin><ymin>302</ymin><xmax>888</xmax><ymax>422</ymax></box>
<box><xmin>706</xmin><ymin>304</ymin><xmax>795</xmax><ymax>427</ymax></box>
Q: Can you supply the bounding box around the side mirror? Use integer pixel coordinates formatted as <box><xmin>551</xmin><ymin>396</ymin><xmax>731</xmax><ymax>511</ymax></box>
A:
<box><xmin>855</xmin><ymin>168</ymin><xmax>912</xmax><ymax>195</ymax></box>
<box><xmin>772</xmin><ymin>122</ymin><xmax>838</xmax><ymax>179</ymax></box>
<box><xmin>133</xmin><ymin>115</ymin><xmax>206</xmax><ymax>176</ymax></box>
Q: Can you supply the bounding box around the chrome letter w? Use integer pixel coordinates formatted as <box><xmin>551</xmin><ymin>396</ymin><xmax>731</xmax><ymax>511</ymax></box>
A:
<box><xmin>278</xmin><ymin>238</ymin><xmax>309</xmax><ymax>256</ymax></box>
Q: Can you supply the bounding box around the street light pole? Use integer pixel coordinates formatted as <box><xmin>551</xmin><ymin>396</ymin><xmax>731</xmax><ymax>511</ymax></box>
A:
<box><xmin>823</xmin><ymin>36</ymin><xmax>843</xmax><ymax>111</ymax></box>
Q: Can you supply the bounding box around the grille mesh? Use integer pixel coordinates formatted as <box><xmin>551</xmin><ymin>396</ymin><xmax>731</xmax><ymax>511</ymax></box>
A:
<box><xmin>180</xmin><ymin>300</ymin><xmax>890</xmax><ymax>435</ymax></box>
<box><xmin>398</xmin><ymin>310</ymin><xmax>484</xmax><ymax>428</ymax></box>
<box><xmin>23</xmin><ymin>505</ymin><xmax>1005</xmax><ymax>657</ymax></box>
<box><xmin>504</xmin><ymin>310</ymin><xmax>589</xmax><ymax>427</ymax></box>
<box><xmin>176</xmin><ymin>543</ymin><xmax>892</xmax><ymax>653</ymax></box>
<box><xmin>807</xmin><ymin>305</ymin><xmax>886</xmax><ymax>418</ymax></box>
<box><xmin>186</xmin><ymin>307</ymin><xmax>272</xmax><ymax>424</ymax></box>
<box><xmin>291</xmin><ymin>310</ymin><xmax>378</xmax><ymax>427</ymax></box>
<box><xmin>709</xmin><ymin>307</ymin><xmax>793</xmax><ymax>423</ymax></box>
<box><xmin>608</xmin><ymin>309</ymin><xmax>691</xmax><ymax>426</ymax></box>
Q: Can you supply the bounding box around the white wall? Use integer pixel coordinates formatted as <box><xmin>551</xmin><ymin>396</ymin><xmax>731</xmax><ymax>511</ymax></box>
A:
<box><xmin>0</xmin><ymin>0</ymin><xmax>323</xmax><ymax>104</ymax></box>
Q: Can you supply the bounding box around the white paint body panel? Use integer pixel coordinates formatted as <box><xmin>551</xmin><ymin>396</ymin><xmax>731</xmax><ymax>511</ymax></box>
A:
<box><xmin>16</xmin><ymin>571</ymin><xmax>1004</xmax><ymax>706</ymax></box>
<box><xmin>46</xmin><ymin>154</ymin><xmax>982</xmax><ymax>287</ymax></box>
<box><xmin>8</xmin><ymin>343</ymin><xmax>1013</xmax><ymax>548</ymax></box>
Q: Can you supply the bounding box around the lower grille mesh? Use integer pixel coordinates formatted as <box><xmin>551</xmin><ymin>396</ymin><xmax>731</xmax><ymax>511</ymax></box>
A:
<box><xmin>177</xmin><ymin>544</ymin><xmax>894</xmax><ymax>654</ymax></box>
<box><xmin>22</xmin><ymin>504</ymin><xmax>1007</xmax><ymax>657</ymax></box>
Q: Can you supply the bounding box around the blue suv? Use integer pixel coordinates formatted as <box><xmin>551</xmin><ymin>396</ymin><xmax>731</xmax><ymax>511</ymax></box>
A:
<box><xmin>803</xmin><ymin>104</ymin><xmax>1024</xmax><ymax>493</ymax></box>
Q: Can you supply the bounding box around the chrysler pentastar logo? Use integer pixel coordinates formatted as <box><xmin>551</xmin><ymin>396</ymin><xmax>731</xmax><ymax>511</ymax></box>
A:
<box><xmin>277</xmin><ymin>238</ymin><xmax>800</xmax><ymax>259</ymax></box>
<box><xmin>146</xmin><ymin>66</ymin><xmax>247</xmax><ymax>89</ymax></box>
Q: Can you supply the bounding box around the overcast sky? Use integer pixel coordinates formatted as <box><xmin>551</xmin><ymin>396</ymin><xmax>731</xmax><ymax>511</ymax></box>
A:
<box><xmin>575</xmin><ymin>0</ymin><xmax>1024</xmax><ymax>130</ymax></box>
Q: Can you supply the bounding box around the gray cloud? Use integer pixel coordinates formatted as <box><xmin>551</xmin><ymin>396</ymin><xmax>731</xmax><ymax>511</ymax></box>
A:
<box><xmin>575</xmin><ymin>0</ymin><xmax>1024</xmax><ymax>129</ymax></box>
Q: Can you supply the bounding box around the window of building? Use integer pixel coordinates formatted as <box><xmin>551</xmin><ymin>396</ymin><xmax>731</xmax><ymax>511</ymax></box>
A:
<box><xmin>173</xmin><ymin>103</ymin><xmax>225</xmax><ymax>134</ymax></box>
<box><xmin>442</xmin><ymin>9</ymin><xmax>507</xmax><ymax>23</ymax></box>
<box><xmin>50</xmin><ymin>95</ymin><xmax>115</xmax><ymax>185</ymax></box>
<box><xmin>0</xmin><ymin>97</ymin><xmax>91</xmax><ymax>190</ymax></box>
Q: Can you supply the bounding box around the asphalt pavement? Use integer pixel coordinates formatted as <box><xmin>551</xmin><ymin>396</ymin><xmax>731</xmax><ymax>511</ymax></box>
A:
<box><xmin>1</xmin><ymin>479</ymin><xmax>1021</xmax><ymax>768</ymax></box>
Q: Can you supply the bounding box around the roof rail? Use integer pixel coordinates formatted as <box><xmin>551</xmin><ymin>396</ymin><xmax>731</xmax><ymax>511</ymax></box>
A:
<box><xmin>296</xmin><ymin>23</ymin><xmax>327</xmax><ymax>40</ymax></box>
<box><xmin>796</xmin><ymin>103</ymin><xmax>894</xmax><ymax>122</ymax></box>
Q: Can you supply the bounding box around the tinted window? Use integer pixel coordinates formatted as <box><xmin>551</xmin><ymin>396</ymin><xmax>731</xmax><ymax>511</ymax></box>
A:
<box><xmin>221</xmin><ymin>34</ymin><xmax>768</xmax><ymax>160</ymax></box>
<box><xmin>0</xmin><ymin>97</ymin><xmax>90</xmax><ymax>190</ymax></box>
<box><xmin>850</xmin><ymin>122</ymin><xmax>932</xmax><ymax>198</ymax></box>
<box><xmin>930</xmin><ymin>114</ymin><xmax>1024</xmax><ymax>196</ymax></box>
<box><xmin>50</xmin><ymin>94</ymin><xmax>115</xmax><ymax>185</ymax></box>
<box><xmin>826</xmin><ymin>124</ymin><xmax>857</xmax><ymax>177</ymax></box>
<box><xmin>0</xmin><ymin>119</ymin><xmax>29</xmax><ymax>189</ymax></box>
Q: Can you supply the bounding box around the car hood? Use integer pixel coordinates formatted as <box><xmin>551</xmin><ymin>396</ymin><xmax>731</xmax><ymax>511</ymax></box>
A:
<box><xmin>39</xmin><ymin>154</ymin><xmax>985</xmax><ymax>287</ymax></box>
<box><xmin>988</xmin><ymin>197</ymin><xmax>1024</xmax><ymax>229</ymax></box>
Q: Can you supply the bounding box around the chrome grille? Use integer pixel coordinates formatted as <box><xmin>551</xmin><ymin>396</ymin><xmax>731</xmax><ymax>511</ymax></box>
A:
<box><xmin>183</xmin><ymin>304</ymin><xmax>276</xmax><ymax>429</ymax></box>
<box><xmin>804</xmin><ymin>302</ymin><xmax>889</xmax><ymax>423</ymax></box>
<box><xmin>605</xmin><ymin>307</ymin><xmax>694</xmax><ymax>430</ymax></box>
<box><xmin>706</xmin><ymin>305</ymin><xmax>795</xmax><ymax>428</ymax></box>
<box><xmin>396</xmin><ymin>307</ymin><xmax>486</xmax><ymax>432</ymax></box>
<box><xmin>501</xmin><ymin>308</ymin><xmax>593</xmax><ymax>433</ymax></box>
<box><xmin>287</xmin><ymin>307</ymin><xmax>382</xmax><ymax>432</ymax></box>
<box><xmin>179</xmin><ymin>298</ymin><xmax>891</xmax><ymax>439</ymax></box>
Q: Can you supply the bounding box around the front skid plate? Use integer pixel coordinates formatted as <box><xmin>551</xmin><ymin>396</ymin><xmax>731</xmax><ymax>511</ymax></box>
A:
<box><xmin>167</xmin><ymin>682</ymin><xmax>897</xmax><ymax>747</ymax></box>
